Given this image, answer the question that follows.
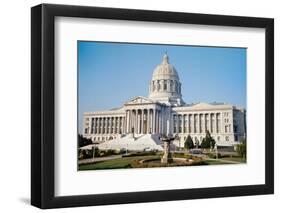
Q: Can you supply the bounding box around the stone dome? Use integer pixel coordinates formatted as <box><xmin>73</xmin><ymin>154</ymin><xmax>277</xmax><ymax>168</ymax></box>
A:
<box><xmin>148</xmin><ymin>53</ymin><xmax>184</xmax><ymax>106</ymax></box>
<box><xmin>151</xmin><ymin>54</ymin><xmax>179</xmax><ymax>81</ymax></box>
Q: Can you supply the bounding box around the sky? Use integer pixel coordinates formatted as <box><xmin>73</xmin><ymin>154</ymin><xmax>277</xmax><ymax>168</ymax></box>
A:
<box><xmin>78</xmin><ymin>41</ymin><xmax>246</xmax><ymax>133</ymax></box>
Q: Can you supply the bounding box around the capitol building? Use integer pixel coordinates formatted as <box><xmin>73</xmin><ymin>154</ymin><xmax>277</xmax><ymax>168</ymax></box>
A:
<box><xmin>83</xmin><ymin>54</ymin><xmax>246</xmax><ymax>150</ymax></box>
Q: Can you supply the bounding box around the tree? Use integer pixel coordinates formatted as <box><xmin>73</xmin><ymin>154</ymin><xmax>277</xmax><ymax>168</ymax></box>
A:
<box><xmin>201</xmin><ymin>130</ymin><xmax>216</xmax><ymax>149</ymax></box>
<box><xmin>78</xmin><ymin>134</ymin><xmax>93</xmax><ymax>148</ymax></box>
<box><xmin>184</xmin><ymin>135</ymin><xmax>194</xmax><ymax>150</ymax></box>
<box><xmin>236</xmin><ymin>138</ymin><xmax>246</xmax><ymax>159</ymax></box>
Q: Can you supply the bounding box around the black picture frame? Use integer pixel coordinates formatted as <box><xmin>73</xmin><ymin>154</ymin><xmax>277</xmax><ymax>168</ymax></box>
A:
<box><xmin>31</xmin><ymin>3</ymin><xmax>274</xmax><ymax>209</ymax></box>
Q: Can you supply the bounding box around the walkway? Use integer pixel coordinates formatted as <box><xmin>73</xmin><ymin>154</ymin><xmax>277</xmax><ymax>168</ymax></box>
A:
<box><xmin>78</xmin><ymin>154</ymin><xmax>122</xmax><ymax>165</ymax></box>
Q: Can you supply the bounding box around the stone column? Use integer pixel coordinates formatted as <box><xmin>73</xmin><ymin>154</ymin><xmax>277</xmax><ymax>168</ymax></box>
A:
<box><xmin>194</xmin><ymin>114</ymin><xmax>197</xmax><ymax>133</ymax></box>
<box><xmin>117</xmin><ymin>117</ymin><xmax>119</xmax><ymax>134</ymax></box>
<box><xmin>111</xmin><ymin>117</ymin><xmax>114</xmax><ymax>134</ymax></box>
<box><xmin>118</xmin><ymin>117</ymin><xmax>123</xmax><ymax>134</ymax></box>
<box><xmin>99</xmin><ymin>118</ymin><xmax>102</xmax><ymax>134</ymax></box>
<box><xmin>108</xmin><ymin>117</ymin><xmax>111</xmax><ymax>134</ymax></box>
<box><xmin>134</xmin><ymin>110</ymin><xmax>137</xmax><ymax>134</ymax></box>
<box><xmin>219</xmin><ymin>113</ymin><xmax>222</xmax><ymax>133</ymax></box>
<box><xmin>125</xmin><ymin>111</ymin><xmax>128</xmax><ymax>133</ymax></box>
<box><xmin>158</xmin><ymin>109</ymin><xmax>161</xmax><ymax>134</ymax></box>
<box><xmin>202</xmin><ymin>114</ymin><xmax>205</xmax><ymax>133</ymax></box>
<box><xmin>174</xmin><ymin>115</ymin><xmax>177</xmax><ymax>134</ymax></box>
<box><xmin>156</xmin><ymin>110</ymin><xmax>159</xmax><ymax>134</ymax></box>
<box><xmin>182</xmin><ymin>114</ymin><xmax>185</xmax><ymax>133</ymax></box>
<box><xmin>100</xmin><ymin>117</ymin><xmax>102</xmax><ymax>134</ymax></box>
<box><xmin>139</xmin><ymin>110</ymin><xmax>141</xmax><ymax>134</ymax></box>
<box><xmin>147</xmin><ymin>109</ymin><xmax>150</xmax><ymax>134</ymax></box>
<box><xmin>152</xmin><ymin>109</ymin><xmax>156</xmax><ymax>134</ymax></box>
<box><xmin>115</xmin><ymin>117</ymin><xmax>117</xmax><ymax>134</ymax></box>
<box><xmin>214</xmin><ymin>113</ymin><xmax>218</xmax><ymax>134</ymax></box>
<box><xmin>161</xmin><ymin>108</ymin><xmax>164</xmax><ymax>134</ymax></box>
<box><xmin>100</xmin><ymin>117</ymin><xmax>103</xmax><ymax>134</ymax></box>
<box><xmin>96</xmin><ymin>118</ymin><xmax>99</xmax><ymax>134</ymax></box>
<box><xmin>171</xmin><ymin>114</ymin><xmax>174</xmax><ymax>135</ymax></box>
<box><xmin>116</xmin><ymin>117</ymin><xmax>119</xmax><ymax>134</ymax></box>
<box><xmin>113</xmin><ymin>117</ymin><xmax>117</xmax><ymax>134</ymax></box>
<box><xmin>150</xmin><ymin>109</ymin><xmax>153</xmax><ymax>134</ymax></box>
<box><xmin>88</xmin><ymin>117</ymin><xmax>92</xmax><ymax>134</ymax></box>
<box><xmin>103</xmin><ymin>117</ymin><xmax>106</xmax><ymax>134</ymax></box>
<box><xmin>141</xmin><ymin>109</ymin><xmax>144</xmax><ymax>134</ymax></box>
<box><xmin>209</xmin><ymin>113</ymin><xmax>212</xmax><ymax>133</ymax></box>
<box><xmin>129</xmin><ymin>110</ymin><xmax>133</xmax><ymax>133</ymax></box>
<box><xmin>197</xmin><ymin>114</ymin><xmax>200</xmax><ymax>134</ymax></box>
<box><xmin>92</xmin><ymin>118</ymin><xmax>95</xmax><ymax>134</ymax></box>
<box><xmin>122</xmin><ymin>116</ymin><xmax>125</xmax><ymax>134</ymax></box>
<box><xmin>128</xmin><ymin>110</ymin><xmax>131</xmax><ymax>133</ymax></box>
<box><xmin>103</xmin><ymin>117</ymin><xmax>107</xmax><ymax>134</ymax></box>
<box><xmin>185</xmin><ymin>115</ymin><xmax>188</xmax><ymax>134</ymax></box>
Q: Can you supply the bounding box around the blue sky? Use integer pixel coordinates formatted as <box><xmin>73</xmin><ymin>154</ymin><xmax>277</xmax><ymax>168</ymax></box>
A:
<box><xmin>78</xmin><ymin>41</ymin><xmax>246</xmax><ymax>133</ymax></box>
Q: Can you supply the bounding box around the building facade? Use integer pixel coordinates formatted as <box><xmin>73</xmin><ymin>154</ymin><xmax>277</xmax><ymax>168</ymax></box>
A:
<box><xmin>83</xmin><ymin>54</ymin><xmax>246</xmax><ymax>147</ymax></box>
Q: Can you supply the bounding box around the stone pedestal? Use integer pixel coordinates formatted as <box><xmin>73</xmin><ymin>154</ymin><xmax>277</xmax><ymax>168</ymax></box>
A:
<box><xmin>161</xmin><ymin>141</ymin><xmax>173</xmax><ymax>163</ymax></box>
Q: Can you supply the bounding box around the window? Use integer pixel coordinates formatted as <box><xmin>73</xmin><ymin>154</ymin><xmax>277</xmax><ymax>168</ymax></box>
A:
<box><xmin>152</xmin><ymin>81</ymin><xmax>155</xmax><ymax>91</ymax></box>
<box><xmin>225</xmin><ymin>136</ymin><xmax>229</xmax><ymax>141</ymax></box>
<box><xmin>164</xmin><ymin>80</ymin><xmax>167</xmax><ymax>90</ymax></box>
<box><xmin>173</xmin><ymin>116</ymin><xmax>177</xmax><ymax>133</ymax></box>
<box><xmin>217</xmin><ymin>136</ymin><xmax>220</xmax><ymax>141</ymax></box>
<box><xmin>179</xmin><ymin>115</ymin><xmax>182</xmax><ymax>133</ymax></box>
<box><xmin>157</xmin><ymin>81</ymin><xmax>160</xmax><ymax>90</ymax></box>
<box><xmin>235</xmin><ymin>135</ymin><xmax>238</xmax><ymax>141</ymax></box>
<box><xmin>84</xmin><ymin>128</ymin><xmax>88</xmax><ymax>134</ymax></box>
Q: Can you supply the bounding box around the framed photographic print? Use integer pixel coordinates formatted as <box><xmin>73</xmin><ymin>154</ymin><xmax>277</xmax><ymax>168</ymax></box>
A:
<box><xmin>31</xmin><ymin>3</ymin><xmax>274</xmax><ymax>209</ymax></box>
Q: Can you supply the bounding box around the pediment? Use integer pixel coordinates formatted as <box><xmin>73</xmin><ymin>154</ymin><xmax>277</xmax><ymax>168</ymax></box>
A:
<box><xmin>125</xmin><ymin>96</ymin><xmax>154</xmax><ymax>105</ymax></box>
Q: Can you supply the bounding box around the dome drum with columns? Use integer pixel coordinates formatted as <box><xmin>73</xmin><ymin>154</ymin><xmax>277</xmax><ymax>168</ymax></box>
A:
<box><xmin>83</xmin><ymin>54</ymin><xmax>246</xmax><ymax>150</ymax></box>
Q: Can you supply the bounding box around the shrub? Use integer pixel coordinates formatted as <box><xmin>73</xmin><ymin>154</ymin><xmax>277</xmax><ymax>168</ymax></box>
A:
<box><xmin>236</xmin><ymin>139</ymin><xmax>247</xmax><ymax>158</ymax></box>
<box><xmin>201</xmin><ymin>130</ymin><xmax>216</xmax><ymax>149</ymax></box>
<box><xmin>184</xmin><ymin>135</ymin><xmax>194</xmax><ymax>150</ymax></box>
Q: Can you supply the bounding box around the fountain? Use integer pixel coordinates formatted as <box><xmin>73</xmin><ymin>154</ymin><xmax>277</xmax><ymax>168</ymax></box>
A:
<box><xmin>161</xmin><ymin>135</ymin><xmax>175</xmax><ymax>164</ymax></box>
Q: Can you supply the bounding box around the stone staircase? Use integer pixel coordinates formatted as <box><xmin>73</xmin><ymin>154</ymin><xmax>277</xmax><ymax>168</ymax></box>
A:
<box><xmin>98</xmin><ymin>134</ymin><xmax>164</xmax><ymax>151</ymax></box>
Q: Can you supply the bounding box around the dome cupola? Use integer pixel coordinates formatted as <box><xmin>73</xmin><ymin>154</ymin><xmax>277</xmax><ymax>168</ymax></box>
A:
<box><xmin>148</xmin><ymin>53</ymin><xmax>184</xmax><ymax>106</ymax></box>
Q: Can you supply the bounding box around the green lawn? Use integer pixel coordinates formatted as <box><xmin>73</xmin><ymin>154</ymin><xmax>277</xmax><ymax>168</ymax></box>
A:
<box><xmin>203</xmin><ymin>160</ymin><xmax>234</xmax><ymax>165</ymax></box>
<box><xmin>79</xmin><ymin>155</ymin><xmax>160</xmax><ymax>170</ymax></box>
<box><xmin>221</xmin><ymin>156</ymin><xmax>246</xmax><ymax>163</ymax></box>
<box><xmin>79</xmin><ymin>154</ymin><xmax>245</xmax><ymax>170</ymax></box>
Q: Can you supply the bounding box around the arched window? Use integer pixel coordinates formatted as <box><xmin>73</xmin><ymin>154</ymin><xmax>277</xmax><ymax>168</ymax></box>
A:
<box><xmin>170</xmin><ymin>80</ymin><xmax>173</xmax><ymax>92</ymax></box>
